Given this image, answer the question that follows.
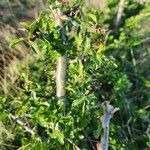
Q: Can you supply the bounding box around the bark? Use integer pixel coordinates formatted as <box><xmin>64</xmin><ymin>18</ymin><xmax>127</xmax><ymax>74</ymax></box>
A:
<box><xmin>56</xmin><ymin>53</ymin><xmax>67</xmax><ymax>106</ymax></box>
<box><xmin>100</xmin><ymin>101</ymin><xmax>119</xmax><ymax>150</ymax></box>
<box><xmin>52</xmin><ymin>7</ymin><xmax>67</xmax><ymax>113</ymax></box>
<box><xmin>115</xmin><ymin>0</ymin><xmax>125</xmax><ymax>34</ymax></box>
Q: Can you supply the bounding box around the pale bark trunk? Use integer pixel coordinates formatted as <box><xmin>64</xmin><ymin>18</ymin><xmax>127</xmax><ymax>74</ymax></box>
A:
<box><xmin>115</xmin><ymin>0</ymin><xmax>125</xmax><ymax>34</ymax></box>
<box><xmin>101</xmin><ymin>102</ymin><xmax>119</xmax><ymax>150</ymax></box>
<box><xmin>53</xmin><ymin>7</ymin><xmax>67</xmax><ymax>114</ymax></box>
<box><xmin>56</xmin><ymin>54</ymin><xmax>67</xmax><ymax>111</ymax></box>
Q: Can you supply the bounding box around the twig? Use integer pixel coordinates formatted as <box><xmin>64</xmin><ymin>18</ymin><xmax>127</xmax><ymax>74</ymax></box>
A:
<box><xmin>5</xmin><ymin>110</ymin><xmax>35</xmax><ymax>135</ymax></box>
<box><xmin>130</xmin><ymin>49</ymin><xmax>137</xmax><ymax>67</ymax></box>
<box><xmin>66</xmin><ymin>138</ymin><xmax>81</xmax><ymax>150</ymax></box>
<box><xmin>50</xmin><ymin>5</ymin><xmax>108</xmax><ymax>35</ymax></box>
<box><xmin>86</xmin><ymin>102</ymin><xmax>101</xmax><ymax>111</ymax></box>
<box><xmin>36</xmin><ymin>93</ymin><xmax>51</xmax><ymax>99</ymax></box>
<box><xmin>83</xmin><ymin>131</ymin><xmax>96</xmax><ymax>150</ymax></box>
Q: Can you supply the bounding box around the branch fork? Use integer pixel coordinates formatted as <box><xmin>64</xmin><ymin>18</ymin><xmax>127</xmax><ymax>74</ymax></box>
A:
<box><xmin>100</xmin><ymin>101</ymin><xmax>119</xmax><ymax>150</ymax></box>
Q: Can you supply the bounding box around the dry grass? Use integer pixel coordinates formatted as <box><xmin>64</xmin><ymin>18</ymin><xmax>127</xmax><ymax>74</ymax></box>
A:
<box><xmin>0</xmin><ymin>22</ymin><xmax>33</xmax><ymax>94</ymax></box>
<box><xmin>84</xmin><ymin>0</ymin><xmax>107</xmax><ymax>9</ymax></box>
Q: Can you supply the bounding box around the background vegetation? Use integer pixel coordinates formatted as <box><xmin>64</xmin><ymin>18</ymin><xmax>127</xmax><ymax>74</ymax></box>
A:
<box><xmin>0</xmin><ymin>0</ymin><xmax>149</xmax><ymax>149</ymax></box>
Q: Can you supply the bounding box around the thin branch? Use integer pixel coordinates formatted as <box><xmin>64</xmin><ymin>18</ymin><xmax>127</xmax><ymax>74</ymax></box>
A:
<box><xmin>5</xmin><ymin>110</ymin><xmax>35</xmax><ymax>135</ymax></box>
<box><xmin>86</xmin><ymin>102</ymin><xmax>101</xmax><ymax>111</ymax></box>
<box><xmin>66</xmin><ymin>138</ymin><xmax>81</xmax><ymax>150</ymax></box>
<box><xmin>130</xmin><ymin>49</ymin><xmax>137</xmax><ymax>67</ymax></box>
<box><xmin>83</xmin><ymin>131</ymin><xmax>96</xmax><ymax>150</ymax></box>
<box><xmin>36</xmin><ymin>93</ymin><xmax>51</xmax><ymax>99</ymax></box>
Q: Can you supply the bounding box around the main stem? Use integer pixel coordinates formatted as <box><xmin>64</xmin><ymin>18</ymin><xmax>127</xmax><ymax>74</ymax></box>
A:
<box><xmin>56</xmin><ymin>53</ymin><xmax>67</xmax><ymax>113</ymax></box>
<box><xmin>115</xmin><ymin>0</ymin><xmax>125</xmax><ymax>34</ymax></box>
<box><xmin>52</xmin><ymin>7</ymin><xmax>68</xmax><ymax>114</ymax></box>
<box><xmin>101</xmin><ymin>102</ymin><xmax>119</xmax><ymax>150</ymax></box>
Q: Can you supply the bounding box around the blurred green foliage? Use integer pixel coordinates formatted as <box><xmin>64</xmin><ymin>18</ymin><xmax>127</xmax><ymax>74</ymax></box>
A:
<box><xmin>0</xmin><ymin>0</ymin><xmax>150</xmax><ymax>149</ymax></box>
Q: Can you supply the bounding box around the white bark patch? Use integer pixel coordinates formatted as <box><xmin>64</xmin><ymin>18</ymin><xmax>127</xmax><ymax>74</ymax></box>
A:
<box><xmin>56</xmin><ymin>54</ymin><xmax>67</xmax><ymax>99</ymax></box>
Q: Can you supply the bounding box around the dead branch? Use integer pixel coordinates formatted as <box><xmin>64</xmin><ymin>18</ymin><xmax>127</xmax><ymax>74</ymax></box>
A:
<box><xmin>100</xmin><ymin>101</ymin><xmax>119</xmax><ymax>150</ymax></box>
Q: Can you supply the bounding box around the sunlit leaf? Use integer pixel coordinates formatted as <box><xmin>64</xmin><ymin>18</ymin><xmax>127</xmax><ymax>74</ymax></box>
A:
<box><xmin>20</xmin><ymin>22</ymin><xmax>30</xmax><ymax>30</ymax></box>
<box><xmin>88</xmin><ymin>14</ymin><xmax>97</xmax><ymax>23</ymax></box>
<box><xmin>29</xmin><ymin>41</ymin><xmax>39</xmax><ymax>53</ymax></box>
<box><xmin>10</xmin><ymin>38</ymin><xmax>25</xmax><ymax>48</ymax></box>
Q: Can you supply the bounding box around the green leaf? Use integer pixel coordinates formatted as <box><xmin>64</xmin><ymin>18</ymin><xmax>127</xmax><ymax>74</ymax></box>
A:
<box><xmin>54</xmin><ymin>131</ymin><xmax>64</xmax><ymax>145</ymax></box>
<box><xmin>29</xmin><ymin>41</ymin><xmax>39</xmax><ymax>53</ymax></box>
<box><xmin>48</xmin><ymin>131</ymin><xmax>64</xmax><ymax>145</ymax></box>
<box><xmin>38</xmin><ymin>101</ymin><xmax>50</xmax><ymax>107</ymax></box>
<box><xmin>88</xmin><ymin>14</ymin><xmax>97</xmax><ymax>23</ymax></box>
<box><xmin>20</xmin><ymin>22</ymin><xmax>30</xmax><ymax>30</ymax></box>
<box><xmin>72</xmin><ymin>97</ymin><xmax>85</xmax><ymax>107</ymax></box>
<box><xmin>10</xmin><ymin>38</ymin><xmax>25</xmax><ymax>48</ymax></box>
<box><xmin>93</xmin><ymin>124</ymin><xmax>101</xmax><ymax>139</ymax></box>
<box><xmin>30</xmin><ymin>21</ymin><xmax>37</xmax><ymax>35</ymax></box>
<box><xmin>0</xmin><ymin>112</ymin><xmax>8</xmax><ymax>121</ymax></box>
